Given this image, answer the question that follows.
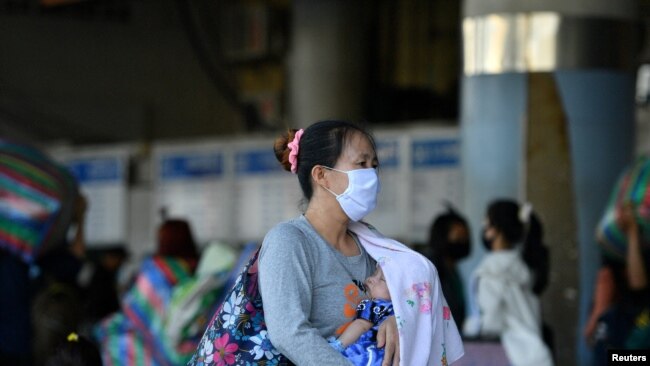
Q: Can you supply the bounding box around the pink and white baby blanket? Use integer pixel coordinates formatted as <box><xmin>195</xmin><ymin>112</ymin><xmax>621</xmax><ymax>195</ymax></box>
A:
<box><xmin>349</xmin><ymin>222</ymin><xmax>464</xmax><ymax>366</ymax></box>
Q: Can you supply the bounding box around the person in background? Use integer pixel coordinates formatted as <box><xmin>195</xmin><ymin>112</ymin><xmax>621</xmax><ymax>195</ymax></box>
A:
<box><xmin>32</xmin><ymin>194</ymin><xmax>90</xmax><ymax>366</ymax></box>
<box><xmin>45</xmin><ymin>332</ymin><xmax>103</xmax><ymax>366</ymax></box>
<box><xmin>0</xmin><ymin>247</ymin><xmax>32</xmax><ymax>365</ymax></box>
<box><xmin>0</xmin><ymin>140</ymin><xmax>85</xmax><ymax>366</ymax></box>
<box><xmin>427</xmin><ymin>205</ymin><xmax>471</xmax><ymax>327</ymax></box>
<box><xmin>587</xmin><ymin>203</ymin><xmax>650</xmax><ymax>365</ymax></box>
<box><xmin>618</xmin><ymin>203</ymin><xmax>650</xmax><ymax>350</ymax></box>
<box><xmin>464</xmin><ymin>199</ymin><xmax>553</xmax><ymax>366</ymax></box>
<box><xmin>93</xmin><ymin>218</ymin><xmax>203</xmax><ymax>365</ymax></box>
<box><xmin>156</xmin><ymin>218</ymin><xmax>200</xmax><ymax>271</ymax></box>
<box><xmin>80</xmin><ymin>246</ymin><xmax>129</xmax><ymax>332</ymax></box>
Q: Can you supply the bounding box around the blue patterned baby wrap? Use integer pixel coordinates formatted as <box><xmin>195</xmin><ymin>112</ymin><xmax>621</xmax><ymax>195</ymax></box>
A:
<box><xmin>339</xmin><ymin>298</ymin><xmax>394</xmax><ymax>366</ymax></box>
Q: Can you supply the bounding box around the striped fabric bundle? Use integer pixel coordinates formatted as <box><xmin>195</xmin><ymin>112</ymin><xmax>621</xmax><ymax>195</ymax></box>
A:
<box><xmin>120</xmin><ymin>256</ymin><xmax>194</xmax><ymax>365</ymax></box>
<box><xmin>95</xmin><ymin>257</ymin><xmax>194</xmax><ymax>366</ymax></box>
<box><xmin>0</xmin><ymin>139</ymin><xmax>77</xmax><ymax>263</ymax></box>
<box><xmin>164</xmin><ymin>271</ymin><xmax>229</xmax><ymax>357</ymax></box>
<box><xmin>597</xmin><ymin>156</ymin><xmax>650</xmax><ymax>261</ymax></box>
<box><xmin>95</xmin><ymin>313</ymin><xmax>162</xmax><ymax>366</ymax></box>
<box><xmin>95</xmin><ymin>248</ymin><xmax>252</xmax><ymax>366</ymax></box>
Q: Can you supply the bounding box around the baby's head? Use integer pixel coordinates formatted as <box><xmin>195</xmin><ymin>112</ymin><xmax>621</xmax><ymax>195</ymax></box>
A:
<box><xmin>364</xmin><ymin>265</ymin><xmax>391</xmax><ymax>300</ymax></box>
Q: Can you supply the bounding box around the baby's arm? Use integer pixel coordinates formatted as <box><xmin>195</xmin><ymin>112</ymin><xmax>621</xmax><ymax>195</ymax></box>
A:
<box><xmin>337</xmin><ymin>318</ymin><xmax>373</xmax><ymax>347</ymax></box>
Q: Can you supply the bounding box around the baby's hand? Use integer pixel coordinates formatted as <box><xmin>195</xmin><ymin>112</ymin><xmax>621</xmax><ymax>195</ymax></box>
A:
<box><xmin>336</xmin><ymin>319</ymin><xmax>372</xmax><ymax>347</ymax></box>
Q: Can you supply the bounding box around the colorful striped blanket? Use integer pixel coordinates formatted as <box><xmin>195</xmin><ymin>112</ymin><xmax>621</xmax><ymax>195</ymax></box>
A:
<box><xmin>96</xmin><ymin>254</ymin><xmax>236</xmax><ymax>366</ymax></box>
<box><xmin>597</xmin><ymin>156</ymin><xmax>650</xmax><ymax>261</ymax></box>
<box><xmin>0</xmin><ymin>139</ymin><xmax>77</xmax><ymax>263</ymax></box>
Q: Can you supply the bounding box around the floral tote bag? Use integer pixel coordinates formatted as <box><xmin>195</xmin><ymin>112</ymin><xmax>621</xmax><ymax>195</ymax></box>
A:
<box><xmin>188</xmin><ymin>247</ymin><xmax>293</xmax><ymax>366</ymax></box>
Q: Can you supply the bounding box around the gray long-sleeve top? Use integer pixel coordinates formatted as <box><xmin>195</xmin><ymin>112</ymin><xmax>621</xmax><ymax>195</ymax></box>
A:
<box><xmin>258</xmin><ymin>216</ymin><xmax>375</xmax><ymax>365</ymax></box>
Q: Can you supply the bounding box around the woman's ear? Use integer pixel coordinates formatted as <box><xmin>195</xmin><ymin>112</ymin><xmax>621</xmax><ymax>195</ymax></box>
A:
<box><xmin>311</xmin><ymin>165</ymin><xmax>327</xmax><ymax>188</ymax></box>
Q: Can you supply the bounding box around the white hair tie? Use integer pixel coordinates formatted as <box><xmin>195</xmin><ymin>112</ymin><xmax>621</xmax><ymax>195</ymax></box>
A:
<box><xmin>519</xmin><ymin>202</ymin><xmax>533</xmax><ymax>225</ymax></box>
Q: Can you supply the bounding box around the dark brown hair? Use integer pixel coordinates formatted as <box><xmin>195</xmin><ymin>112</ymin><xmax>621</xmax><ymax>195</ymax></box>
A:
<box><xmin>273</xmin><ymin>120</ymin><xmax>376</xmax><ymax>200</ymax></box>
<box><xmin>487</xmin><ymin>199</ymin><xmax>550</xmax><ymax>295</ymax></box>
<box><xmin>157</xmin><ymin>219</ymin><xmax>198</xmax><ymax>261</ymax></box>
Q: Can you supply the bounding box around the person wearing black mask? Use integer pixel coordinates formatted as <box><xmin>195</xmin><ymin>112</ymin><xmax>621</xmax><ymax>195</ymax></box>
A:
<box><xmin>465</xmin><ymin>199</ymin><xmax>553</xmax><ymax>366</ymax></box>
<box><xmin>427</xmin><ymin>205</ymin><xmax>471</xmax><ymax>327</ymax></box>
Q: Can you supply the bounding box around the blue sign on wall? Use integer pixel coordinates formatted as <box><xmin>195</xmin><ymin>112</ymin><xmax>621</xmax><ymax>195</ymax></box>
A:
<box><xmin>235</xmin><ymin>149</ymin><xmax>283</xmax><ymax>176</ymax></box>
<box><xmin>376</xmin><ymin>140</ymin><xmax>399</xmax><ymax>169</ymax></box>
<box><xmin>161</xmin><ymin>153</ymin><xmax>223</xmax><ymax>180</ymax></box>
<box><xmin>411</xmin><ymin>139</ymin><xmax>459</xmax><ymax>169</ymax></box>
<box><xmin>66</xmin><ymin>158</ymin><xmax>122</xmax><ymax>183</ymax></box>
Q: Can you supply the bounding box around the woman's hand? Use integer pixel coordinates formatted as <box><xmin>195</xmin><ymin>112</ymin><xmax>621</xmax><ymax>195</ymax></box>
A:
<box><xmin>377</xmin><ymin>315</ymin><xmax>400</xmax><ymax>366</ymax></box>
<box><xmin>73</xmin><ymin>193</ymin><xmax>88</xmax><ymax>224</ymax></box>
<box><xmin>70</xmin><ymin>193</ymin><xmax>88</xmax><ymax>258</ymax></box>
<box><xmin>583</xmin><ymin>267</ymin><xmax>616</xmax><ymax>344</ymax></box>
<box><xmin>619</xmin><ymin>202</ymin><xmax>648</xmax><ymax>289</ymax></box>
<box><xmin>618</xmin><ymin>202</ymin><xmax>638</xmax><ymax>235</ymax></box>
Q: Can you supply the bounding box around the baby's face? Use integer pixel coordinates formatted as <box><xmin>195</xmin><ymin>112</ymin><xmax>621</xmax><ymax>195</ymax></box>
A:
<box><xmin>364</xmin><ymin>266</ymin><xmax>391</xmax><ymax>300</ymax></box>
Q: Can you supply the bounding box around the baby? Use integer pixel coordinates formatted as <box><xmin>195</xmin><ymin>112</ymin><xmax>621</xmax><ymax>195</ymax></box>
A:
<box><xmin>329</xmin><ymin>265</ymin><xmax>394</xmax><ymax>366</ymax></box>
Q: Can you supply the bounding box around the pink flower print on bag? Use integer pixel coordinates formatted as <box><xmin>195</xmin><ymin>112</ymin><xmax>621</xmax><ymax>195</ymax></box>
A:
<box><xmin>188</xmin><ymin>246</ymin><xmax>292</xmax><ymax>366</ymax></box>
<box><xmin>213</xmin><ymin>333</ymin><xmax>239</xmax><ymax>366</ymax></box>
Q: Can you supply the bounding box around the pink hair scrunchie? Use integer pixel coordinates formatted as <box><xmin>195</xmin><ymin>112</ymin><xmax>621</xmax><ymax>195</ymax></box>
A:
<box><xmin>287</xmin><ymin>129</ymin><xmax>304</xmax><ymax>174</ymax></box>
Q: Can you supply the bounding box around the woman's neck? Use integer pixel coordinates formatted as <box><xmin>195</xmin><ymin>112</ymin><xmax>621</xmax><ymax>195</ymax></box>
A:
<box><xmin>491</xmin><ymin>236</ymin><xmax>511</xmax><ymax>251</ymax></box>
<box><xmin>305</xmin><ymin>201</ymin><xmax>357</xmax><ymax>255</ymax></box>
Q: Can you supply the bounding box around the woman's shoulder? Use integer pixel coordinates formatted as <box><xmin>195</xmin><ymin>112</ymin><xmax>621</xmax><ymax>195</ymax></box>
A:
<box><xmin>264</xmin><ymin>217</ymin><xmax>310</xmax><ymax>242</ymax></box>
<box><xmin>260</xmin><ymin>216</ymin><xmax>315</xmax><ymax>258</ymax></box>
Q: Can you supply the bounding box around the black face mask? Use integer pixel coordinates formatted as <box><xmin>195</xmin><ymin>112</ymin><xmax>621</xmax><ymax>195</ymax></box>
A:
<box><xmin>445</xmin><ymin>241</ymin><xmax>471</xmax><ymax>260</ymax></box>
<box><xmin>481</xmin><ymin>229</ymin><xmax>493</xmax><ymax>251</ymax></box>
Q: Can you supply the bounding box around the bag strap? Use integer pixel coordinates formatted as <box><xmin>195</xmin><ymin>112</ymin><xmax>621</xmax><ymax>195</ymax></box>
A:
<box><xmin>247</xmin><ymin>248</ymin><xmax>261</xmax><ymax>275</ymax></box>
<box><xmin>214</xmin><ymin>243</ymin><xmax>260</xmax><ymax>305</ymax></box>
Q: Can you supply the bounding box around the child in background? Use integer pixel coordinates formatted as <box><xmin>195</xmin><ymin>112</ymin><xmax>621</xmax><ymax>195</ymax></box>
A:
<box><xmin>329</xmin><ymin>265</ymin><xmax>394</xmax><ymax>366</ymax></box>
<box><xmin>44</xmin><ymin>332</ymin><xmax>102</xmax><ymax>366</ymax></box>
<box><xmin>427</xmin><ymin>205</ymin><xmax>472</xmax><ymax>327</ymax></box>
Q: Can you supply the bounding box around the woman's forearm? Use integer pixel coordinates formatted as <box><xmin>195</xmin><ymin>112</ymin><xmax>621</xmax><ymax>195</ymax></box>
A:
<box><xmin>584</xmin><ymin>267</ymin><xmax>616</xmax><ymax>340</ymax></box>
<box><xmin>593</xmin><ymin>267</ymin><xmax>616</xmax><ymax>314</ymax></box>
<box><xmin>627</xmin><ymin>226</ymin><xmax>648</xmax><ymax>290</ymax></box>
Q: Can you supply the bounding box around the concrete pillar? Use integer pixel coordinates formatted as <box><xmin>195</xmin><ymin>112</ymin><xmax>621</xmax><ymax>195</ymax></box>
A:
<box><xmin>288</xmin><ymin>0</ymin><xmax>369</xmax><ymax>128</ymax></box>
<box><xmin>461</xmin><ymin>1</ymin><xmax>638</xmax><ymax>365</ymax></box>
<box><xmin>636</xmin><ymin>22</ymin><xmax>650</xmax><ymax>157</ymax></box>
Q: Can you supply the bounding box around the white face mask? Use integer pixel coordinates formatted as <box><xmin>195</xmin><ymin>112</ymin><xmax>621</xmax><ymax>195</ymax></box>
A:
<box><xmin>322</xmin><ymin>167</ymin><xmax>381</xmax><ymax>222</ymax></box>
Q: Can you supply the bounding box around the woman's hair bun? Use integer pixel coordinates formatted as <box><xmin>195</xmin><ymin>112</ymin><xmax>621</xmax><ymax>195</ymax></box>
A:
<box><xmin>273</xmin><ymin>129</ymin><xmax>299</xmax><ymax>172</ymax></box>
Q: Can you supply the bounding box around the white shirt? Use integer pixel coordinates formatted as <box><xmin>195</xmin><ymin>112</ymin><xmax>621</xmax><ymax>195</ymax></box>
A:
<box><xmin>465</xmin><ymin>249</ymin><xmax>553</xmax><ymax>366</ymax></box>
